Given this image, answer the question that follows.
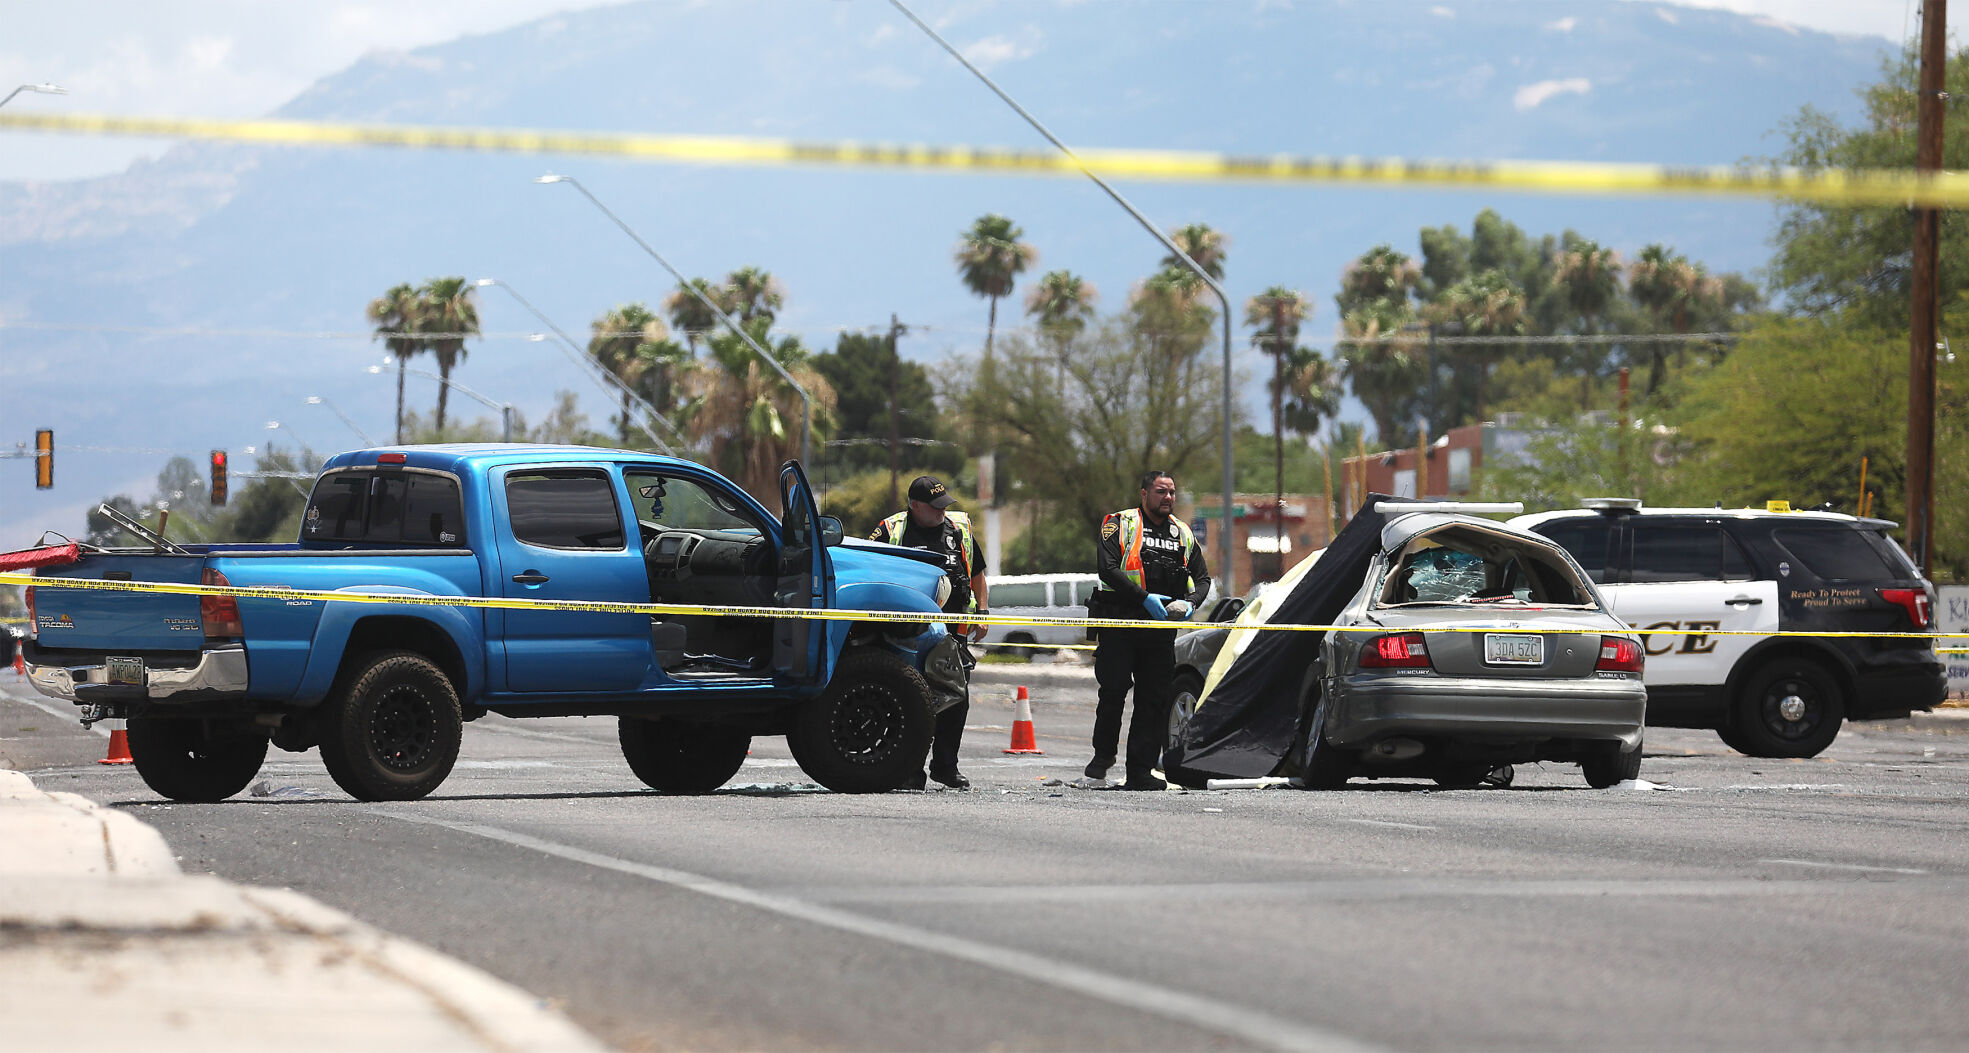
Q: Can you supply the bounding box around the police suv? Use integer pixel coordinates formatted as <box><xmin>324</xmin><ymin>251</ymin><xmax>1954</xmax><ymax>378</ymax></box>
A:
<box><xmin>1510</xmin><ymin>500</ymin><xmax>1944</xmax><ymax>758</ymax></box>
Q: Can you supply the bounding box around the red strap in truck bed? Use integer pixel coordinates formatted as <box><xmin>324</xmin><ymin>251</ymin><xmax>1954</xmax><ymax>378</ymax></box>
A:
<box><xmin>0</xmin><ymin>543</ymin><xmax>81</xmax><ymax>570</ymax></box>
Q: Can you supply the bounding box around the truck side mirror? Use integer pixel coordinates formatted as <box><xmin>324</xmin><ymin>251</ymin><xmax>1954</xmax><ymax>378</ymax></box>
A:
<box><xmin>818</xmin><ymin>516</ymin><xmax>845</xmax><ymax>548</ymax></box>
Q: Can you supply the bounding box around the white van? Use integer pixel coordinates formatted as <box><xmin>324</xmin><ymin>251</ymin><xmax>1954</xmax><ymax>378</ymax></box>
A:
<box><xmin>981</xmin><ymin>573</ymin><xmax>1101</xmax><ymax>655</ymax></box>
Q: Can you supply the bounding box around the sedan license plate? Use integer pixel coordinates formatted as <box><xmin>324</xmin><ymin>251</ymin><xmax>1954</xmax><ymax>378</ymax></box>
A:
<box><xmin>1482</xmin><ymin>634</ymin><xmax>1543</xmax><ymax>666</ymax></box>
<box><xmin>105</xmin><ymin>656</ymin><xmax>144</xmax><ymax>686</ymax></box>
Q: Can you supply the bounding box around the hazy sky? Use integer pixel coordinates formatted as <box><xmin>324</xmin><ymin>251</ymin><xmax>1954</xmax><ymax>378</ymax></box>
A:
<box><xmin>0</xmin><ymin>0</ymin><xmax>1945</xmax><ymax>182</ymax></box>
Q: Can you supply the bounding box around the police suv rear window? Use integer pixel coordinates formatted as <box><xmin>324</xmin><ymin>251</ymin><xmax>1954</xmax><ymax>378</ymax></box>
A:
<box><xmin>1628</xmin><ymin>523</ymin><xmax>1753</xmax><ymax>583</ymax></box>
<box><xmin>1773</xmin><ymin>527</ymin><xmax>1899</xmax><ymax>581</ymax></box>
<box><xmin>1538</xmin><ymin>519</ymin><xmax>1615</xmax><ymax>582</ymax></box>
<box><xmin>304</xmin><ymin>469</ymin><xmax>464</xmax><ymax>546</ymax></box>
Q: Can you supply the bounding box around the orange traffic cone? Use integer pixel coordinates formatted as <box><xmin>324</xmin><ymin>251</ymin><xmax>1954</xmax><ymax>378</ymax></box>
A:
<box><xmin>99</xmin><ymin>718</ymin><xmax>134</xmax><ymax>765</ymax></box>
<box><xmin>1003</xmin><ymin>685</ymin><xmax>1043</xmax><ymax>755</ymax></box>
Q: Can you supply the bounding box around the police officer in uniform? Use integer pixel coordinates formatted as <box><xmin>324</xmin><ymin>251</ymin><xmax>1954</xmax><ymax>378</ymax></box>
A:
<box><xmin>871</xmin><ymin>475</ymin><xmax>988</xmax><ymax>789</ymax></box>
<box><xmin>1086</xmin><ymin>469</ymin><xmax>1211</xmax><ymax>789</ymax></box>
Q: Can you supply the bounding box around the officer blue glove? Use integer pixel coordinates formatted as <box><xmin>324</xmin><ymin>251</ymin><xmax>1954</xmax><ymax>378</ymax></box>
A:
<box><xmin>1142</xmin><ymin>593</ymin><xmax>1170</xmax><ymax>620</ymax></box>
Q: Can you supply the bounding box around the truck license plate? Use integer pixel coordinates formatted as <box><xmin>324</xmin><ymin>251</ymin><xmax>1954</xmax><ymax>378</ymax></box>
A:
<box><xmin>1482</xmin><ymin>634</ymin><xmax>1543</xmax><ymax>665</ymax></box>
<box><xmin>106</xmin><ymin>656</ymin><xmax>144</xmax><ymax>686</ymax></box>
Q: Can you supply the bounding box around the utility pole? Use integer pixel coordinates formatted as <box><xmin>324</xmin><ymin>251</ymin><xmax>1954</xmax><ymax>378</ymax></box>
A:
<box><xmin>888</xmin><ymin>313</ymin><xmax>908</xmax><ymax>512</ymax></box>
<box><xmin>1907</xmin><ymin>0</ymin><xmax>1946</xmax><ymax>572</ymax></box>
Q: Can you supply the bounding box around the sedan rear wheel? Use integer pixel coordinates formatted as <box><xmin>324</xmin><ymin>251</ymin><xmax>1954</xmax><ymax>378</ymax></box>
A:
<box><xmin>1168</xmin><ymin>671</ymin><xmax>1204</xmax><ymax>747</ymax></box>
<box><xmin>1295</xmin><ymin>687</ymin><xmax>1355</xmax><ymax>790</ymax></box>
<box><xmin>1581</xmin><ymin>737</ymin><xmax>1642</xmax><ymax>789</ymax></box>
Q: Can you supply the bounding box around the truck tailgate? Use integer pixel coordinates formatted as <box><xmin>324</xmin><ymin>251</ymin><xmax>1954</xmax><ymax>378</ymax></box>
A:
<box><xmin>32</xmin><ymin>554</ymin><xmax>208</xmax><ymax>653</ymax></box>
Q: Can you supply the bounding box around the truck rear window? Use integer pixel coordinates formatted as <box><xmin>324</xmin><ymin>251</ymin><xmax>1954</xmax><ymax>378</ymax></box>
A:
<box><xmin>305</xmin><ymin>470</ymin><xmax>465</xmax><ymax>546</ymax></box>
<box><xmin>1773</xmin><ymin>527</ymin><xmax>1900</xmax><ymax>581</ymax></box>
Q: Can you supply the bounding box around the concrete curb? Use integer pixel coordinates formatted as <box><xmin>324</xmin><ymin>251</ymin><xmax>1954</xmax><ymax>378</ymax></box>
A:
<box><xmin>971</xmin><ymin>664</ymin><xmax>1096</xmax><ymax>695</ymax></box>
<box><xmin>0</xmin><ymin>769</ymin><xmax>607</xmax><ymax>1052</ymax></box>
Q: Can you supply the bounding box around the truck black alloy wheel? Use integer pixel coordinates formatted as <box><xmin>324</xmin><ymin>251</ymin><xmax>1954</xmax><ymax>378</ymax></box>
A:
<box><xmin>1732</xmin><ymin>659</ymin><xmax>1844</xmax><ymax>759</ymax></box>
<box><xmin>619</xmin><ymin>717</ymin><xmax>751</xmax><ymax>794</ymax></box>
<box><xmin>1168</xmin><ymin>671</ymin><xmax>1204</xmax><ymax>746</ymax></box>
<box><xmin>318</xmin><ymin>651</ymin><xmax>462</xmax><ymax>802</ymax></box>
<box><xmin>126</xmin><ymin>717</ymin><xmax>269</xmax><ymax>802</ymax></box>
<box><xmin>1580</xmin><ymin>737</ymin><xmax>1643</xmax><ymax>788</ymax></box>
<box><xmin>788</xmin><ymin>648</ymin><xmax>933</xmax><ymax>794</ymax></box>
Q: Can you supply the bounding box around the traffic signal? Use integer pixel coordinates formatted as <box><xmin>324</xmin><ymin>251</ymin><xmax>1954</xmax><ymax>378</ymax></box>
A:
<box><xmin>34</xmin><ymin>429</ymin><xmax>52</xmax><ymax>489</ymax></box>
<box><xmin>210</xmin><ymin>449</ymin><xmax>228</xmax><ymax>505</ymax></box>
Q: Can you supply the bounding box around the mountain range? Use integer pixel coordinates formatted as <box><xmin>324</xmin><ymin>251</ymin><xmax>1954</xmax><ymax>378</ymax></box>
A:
<box><xmin>0</xmin><ymin>0</ymin><xmax>1892</xmax><ymax>548</ymax></box>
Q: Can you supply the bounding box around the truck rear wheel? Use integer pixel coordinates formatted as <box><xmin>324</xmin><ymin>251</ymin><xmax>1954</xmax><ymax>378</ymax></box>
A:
<box><xmin>619</xmin><ymin>717</ymin><xmax>751</xmax><ymax>794</ymax></box>
<box><xmin>787</xmin><ymin>648</ymin><xmax>933</xmax><ymax>794</ymax></box>
<box><xmin>319</xmin><ymin>651</ymin><xmax>461</xmax><ymax>802</ymax></box>
<box><xmin>126</xmin><ymin>717</ymin><xmax>268</xmax><ymax>802</ymax></box>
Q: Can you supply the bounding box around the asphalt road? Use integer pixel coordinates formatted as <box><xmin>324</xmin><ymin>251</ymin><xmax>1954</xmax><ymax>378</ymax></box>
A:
<box><xmin>7</xmin><ymin>667</ymin><xmax>1968</xmax><ymax>1052</ymax></box>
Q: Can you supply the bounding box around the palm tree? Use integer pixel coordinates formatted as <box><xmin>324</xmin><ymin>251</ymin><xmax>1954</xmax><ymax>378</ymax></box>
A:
<box><xmin>1280</xmin><ymin>346</ymin><xmax>1341</xmax><ymax>539</ymax></box>
<box><xmin>954</xmin><ymin>214</ymin><xmax>1037</xmax><ymax>362</ymax></box>
<box><xmin>1628</xmin><ymin>244</ymin><xmax>1724</xmax><ymax>396</ymax></box>
<box><xmin>1161</xmin><ymin>222</ymin><xmax>1228</xmax><ymax>281</ymax></box>
<box><xmin>1025</xmin><ymin>269</ymin><xmax>1097</xmax><ymax>382</ymax></box>
<box><xmin>1428</xmin><ymin>269</ymin><xmax>1526</xmax><ymax>426</ymax></box>
<box><xmin>1340</xmin><ymin>304</ymin><xmax>1429</xmax><ymax>446</ymax></box>
<box><xmin>663</xmin><ymin>278</ymin><xmax>727</xmax><ymax>351</ymax></box>
<box><xmin>1246</xmin><ymin>286</ymin><xmax>1310</xmax><ymax>550</ymax></box>
<box><xmin>1336</xmin><ymin>245</ymin><xmax>1420</xmax><ymax>316</ymax></box>
<box><xmin>589</xmin><ymin>303</ymin><xmax>675</xmax><ymax>444</ymax></box>
<box><xmin>415</xmin><ymin>277</ymin><xmax>480</xmax><ymax>437</ymax></box>
<box><xmin>366</xmin><ymin>283</ymin><xmax>423</xmax><ymax>445</ymax></box>
<box><xmin>723</xmin><ymin>267</ymin><xmax>784</xmax><ymax>326</ymax></box>
<box><xmin>674</xmin><ymin>317</ymin><xmax>835</xmax><ymax>501</ymax></box>
<box><xmin>1551</xmin><ymin>239</ymin><xmax>1623</xmax><ymax>409</ymax></box>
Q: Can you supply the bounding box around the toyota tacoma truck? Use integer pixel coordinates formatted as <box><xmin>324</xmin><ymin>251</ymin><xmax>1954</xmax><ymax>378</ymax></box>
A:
<box><xmin>21</xmin><ymin>446</ymin><xmax>966</xmax><ymax>801</ymax></box>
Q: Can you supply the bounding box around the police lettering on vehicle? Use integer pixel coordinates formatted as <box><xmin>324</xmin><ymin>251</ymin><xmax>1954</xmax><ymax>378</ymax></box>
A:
<box><xmin>1631</xmin><ymin>620</ymin><xmax>1722</xmax><ymax>656</ymax></box>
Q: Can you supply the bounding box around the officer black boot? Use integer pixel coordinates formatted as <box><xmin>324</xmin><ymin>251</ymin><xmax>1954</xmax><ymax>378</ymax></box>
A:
<box><xmin>929</xmin><ymin>766</ymin><xmax>970</xmax><ymax>790</ymax></box>
<box><xmin>1084</xmin><ymin>756</ymin><xmax>1113</xmax><ymax>780</ymax></box>
<box><xmin>1121</xmin><ymin>772</ymin><xmax>1167</xmax><ymax>791</ymax></box>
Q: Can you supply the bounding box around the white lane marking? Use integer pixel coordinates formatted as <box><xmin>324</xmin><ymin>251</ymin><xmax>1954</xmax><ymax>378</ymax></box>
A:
<box><xmin>1345</xmin><ymin>819</ymin><xmax>1437</xmax><ymax>832</ymax></box>
<box><xmin>379</xmin><ymin>811</ymin><xmax>1379</xmax><ymax>1053</ymax></box>
<box><xmin>0</xmin><ymin>683</ymin><xmax>110</xmax><ymax>737</ymax></box>
<box><xmin>799</xmin><ymin>877</ymin><xmax>1840</xmax><ymax>905</ymax></box>
<box><xmin>1759</xmin><ymin>858</ymin><xmax>1929</xmax><ymax>875</ymax></box>
<box><xmin>451</xmin><ymin>760</ymin><xmax>557</xmax><ymax>770</ymax></box>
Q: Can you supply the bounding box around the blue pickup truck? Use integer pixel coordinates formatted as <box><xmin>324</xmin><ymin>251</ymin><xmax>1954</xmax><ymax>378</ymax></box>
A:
<box><xmin>22</xmin><ymin>445</ymin><xmax>966</xmax><ymax>801</ymax></box>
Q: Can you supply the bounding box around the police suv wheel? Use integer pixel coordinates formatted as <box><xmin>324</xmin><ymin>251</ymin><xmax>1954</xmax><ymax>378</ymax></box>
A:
<box><xmin>619</xmin><ymin>717</ymin><xmax>751</xmax><ymax>794</ymax></box>
<box><xmin>788</xmin><ymin>648</ymin><xmax>933</xmax><ymax>794</ymax></box>
<box><xmin>318</xmin><ymin>651</ymin><xmax>462</xmax><ymax>802</ymax></box>
<box><xmin>126</xmin><ymin>717</ymin><xmax>269</xmax><ymax>802</ymax></box>
<box><xmin>1732</xmin><ymin>659</ymin><xmax>1844</xmax><ymax>759</ymax></box>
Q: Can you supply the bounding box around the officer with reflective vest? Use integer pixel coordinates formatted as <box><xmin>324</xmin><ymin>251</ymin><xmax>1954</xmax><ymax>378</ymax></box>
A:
<box><xmin>1086</xmin><ymin>469</ymin><xmax>1211</xmax><ymax>789</ymax></box>
<box><xmin>871</xmin><ymin>475</ymin><xmax>988</xmax><ymax>789</ymax></box>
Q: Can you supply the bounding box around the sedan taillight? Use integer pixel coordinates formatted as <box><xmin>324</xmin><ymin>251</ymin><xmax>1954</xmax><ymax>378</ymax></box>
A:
<box><xmin>1360</xmin><ymin>631</ymin><xmax>1431</xmax><ymax>669</ymax></box>
<box><xmin>1596</xmin><ymin>636</ymin><xmax>1644</xmax><ymax>673</ymax></box>
<box><xmin>201</xmin><ymin>569</ymin><xmax>244</xmax><ymax>639</ymax></box>
<box><xmin>1877</xmin><ymin>588</ymin><xmax>1931</xmax><ymax>630</ymax></box>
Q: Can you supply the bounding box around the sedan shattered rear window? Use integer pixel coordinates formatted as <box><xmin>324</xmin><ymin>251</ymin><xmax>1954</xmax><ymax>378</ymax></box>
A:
<box><xmin>1379</xmin><ymin>525</ymin><xmax>1595</xmax><ymax>608</ymax></box>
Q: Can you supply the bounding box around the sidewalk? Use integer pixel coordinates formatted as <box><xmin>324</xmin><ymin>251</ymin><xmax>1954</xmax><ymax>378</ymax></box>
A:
<box><xmin>0</xmin><ymin>769</ymin><xmax>606</xmax><ymax>1052</ymax></box>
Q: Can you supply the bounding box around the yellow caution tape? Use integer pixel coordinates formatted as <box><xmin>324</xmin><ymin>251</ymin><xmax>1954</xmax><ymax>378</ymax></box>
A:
<box><xmin>4</xmin><ymin>111</ymin><xmax>1968</xmax><ymax>208</ymax></box>
<box><xmin>1</xmin><ymin>571</ymin><xmax>1953</xmax><ymax>644</ymax></box>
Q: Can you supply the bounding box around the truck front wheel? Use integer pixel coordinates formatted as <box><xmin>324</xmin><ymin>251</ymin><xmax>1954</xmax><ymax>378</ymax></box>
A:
<box><xmin>127</xmin><ymin>717</ymin><xmax>268</xmax><ymax>802</ymax></box>
<box><xmin>787</xmin><ymin>648</ymin><xmax>933</xmax><ymax>794</ymax></box>
<box><xmin>319</xmin><ymin>652</ymin><xmax>462</xmax><ymax>802</ymax></box>
<box><xmin>619</xmin><ymin>717</ymin><xmax>751</xmax><ymax>794</ymax></box>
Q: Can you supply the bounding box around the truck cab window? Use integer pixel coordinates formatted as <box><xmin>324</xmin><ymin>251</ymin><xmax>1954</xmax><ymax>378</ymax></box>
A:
<box><xmin>505</xmin><ymin>470</ymin><xmax>625</xmax><ymax>550</ymax></box>
<box><xmin>304</xmin><ymin>469</ymin><xmax>463</xmax><ymax>546</ymax></box>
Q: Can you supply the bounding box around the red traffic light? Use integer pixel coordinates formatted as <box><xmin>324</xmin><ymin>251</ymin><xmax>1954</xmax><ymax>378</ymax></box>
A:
<box><xmin>210</xmin><ymin>449</ymin><xmax>229</xmax><ymax>505</ymax></box>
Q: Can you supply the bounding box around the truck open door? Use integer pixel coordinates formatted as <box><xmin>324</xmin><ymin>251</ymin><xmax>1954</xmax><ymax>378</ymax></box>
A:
<box><xmin>773</xmin><ymin>460</ymin><xmax>832</xmax><ymax>684</ymax></box>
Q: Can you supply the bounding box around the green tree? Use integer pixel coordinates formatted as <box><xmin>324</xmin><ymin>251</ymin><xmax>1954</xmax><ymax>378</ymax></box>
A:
<box><xmin>1025</xmin><ymin>269</ymin><xmax>1098</xmax><ymax>382</ymax></box>
<box><xmin>1768</xmin><ymin>43</ymin><xmax>1969</xmax><ymax>325</ymax></box>
<box><xmin>366</xmin><ymin>282</ymin><xmax>423</xmax><ymax>445</ymax></box>
<box><xmin>811</xmin><ymin>331</ymin><xmax>951</xmax><ymax>482</ymax></box>
<box><xmin>663</xmin><ymin>278</ymin><xmax>729</xmax><ymax>351</ymax></box>
<box><xmin>954</xmin><ymin>214</ymin><xmax>1037</xmax><ymax>362</ymax></box>
<box><xmin>675</xmin><ymin>317</ymin><xmax>836</xmax><ymax>503</ymax></box>
<box><xmin>1161</xmin><ymin>222</ymin><xmax>1229</xmax><ymax>281</ymax></box>
<box><xmin>1428</xmin><ymin>269</ymin><xmax>1527</xmax><ymax>426</ymax></box>
<box><xmin>415</xmin><ymin>277</ymin><xmax>480</xmax><ymax>436</ymax></box>
<box><xmin>1551</xmin><ymin>238</ymin><xmax>1623</xmax><ymax>410</ymax></box>
<box><xmin>1246</xmin><ymin>286</ymin><xmax>1313</xmax><ymax>545</ymax></box>
<box><xmin>1627</xmin><ymin>245</ymin><xmax>1723</xmax><ymax>397</ymax></box>
<box><xmin>589</xmin><ymin>303</ymin><xmax>686</xmax><ymax>445</ymax></box>
<box><xmin>723</xmin><ymin>266</ymin><xmax>784</xmax><ymax>325</ymax></box>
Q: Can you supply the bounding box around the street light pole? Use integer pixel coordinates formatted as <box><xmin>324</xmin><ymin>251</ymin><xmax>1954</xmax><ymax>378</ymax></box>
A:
<box><xmin>472</xmin><ymin>277</ymin><xmax>686</xmax><ymax>454</ymax></box>
<box><xmin>369</xmin><ymin>364</ymin><xmax>515</xmax><ymax>442</ymax></box>
<box><xmin>304</xmin><ymin>395</ymin><xmax>376</xmax><ymax>446</ymax></box>
<box><xmin>263</xmin><ymin>420</ymin><xmax>322</xmax><ymax>471</ymax></box>
<box><xmin>0</xmin><ymin>83</ymin><xmax>66</xmax><ymax>109</ymax></box>
<box><xmin>886</xmin><ymin>0</ymin><xmax>1239</xmax><ymax>598</ymax></box>
<box><xmin>535</xmin><ymin>174</ymin><xmax>814</xmax><ymax>468</ymax></box>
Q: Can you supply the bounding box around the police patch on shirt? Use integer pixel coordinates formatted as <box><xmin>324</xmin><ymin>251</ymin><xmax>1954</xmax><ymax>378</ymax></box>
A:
<box><xmin>1102</xmin><ymin>520</ymin><xmax>1119</xmax><ymax>540</ymax></box>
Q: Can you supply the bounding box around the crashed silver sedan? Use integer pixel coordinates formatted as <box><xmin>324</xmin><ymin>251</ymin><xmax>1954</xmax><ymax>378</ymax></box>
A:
<box><xmin>1165</xmin><ymin>501</ymin><xmax>1648</xmax><ymax>790</ymax></box>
